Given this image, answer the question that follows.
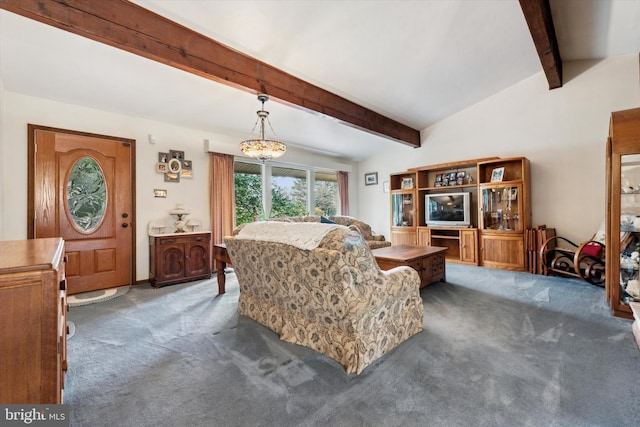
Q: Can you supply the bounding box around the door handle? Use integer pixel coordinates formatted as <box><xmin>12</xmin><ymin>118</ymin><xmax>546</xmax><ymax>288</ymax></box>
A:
<box><xmin>122</xmin><ymin>223</ymin><xmax>129</xmax><ymax>228</ymax></box>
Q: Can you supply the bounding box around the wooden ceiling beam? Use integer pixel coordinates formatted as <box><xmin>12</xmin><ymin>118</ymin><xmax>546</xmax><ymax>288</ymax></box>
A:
<box><xmin>0</xmin><ymin>0</ymin><xmax>421</xmax><ymax>148</ymax></box>
<box><xmin>519</xmin><ymin>0</ymin><xmax>563</xmax><ymax>89</ymax></box>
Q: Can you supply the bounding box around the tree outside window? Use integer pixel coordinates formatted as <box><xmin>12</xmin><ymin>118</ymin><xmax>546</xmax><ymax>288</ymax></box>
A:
<box><xmin>234</xmin><ymin>160</ymin><xmax>338</xmax><ymax>226</ymax></box>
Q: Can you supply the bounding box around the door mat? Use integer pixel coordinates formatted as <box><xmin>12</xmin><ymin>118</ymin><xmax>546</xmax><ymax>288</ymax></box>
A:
<box><xmin>68</xmin><ymin>285</ymin><xmax>130</xmax><ymax>307</ymax></box>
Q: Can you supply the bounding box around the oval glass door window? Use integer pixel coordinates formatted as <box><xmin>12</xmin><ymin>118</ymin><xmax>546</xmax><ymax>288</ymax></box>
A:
<box><xmin>67</xmin><ymin>157</ymin><xmax>107</xmax><ymax>233</ymax></box>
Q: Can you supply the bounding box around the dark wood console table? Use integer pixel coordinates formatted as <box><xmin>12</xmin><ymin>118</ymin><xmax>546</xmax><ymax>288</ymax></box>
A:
<box><xmin>213</xmin><ymin>243</ymin><xmax>232</xmax><ymax>294</ymax></box>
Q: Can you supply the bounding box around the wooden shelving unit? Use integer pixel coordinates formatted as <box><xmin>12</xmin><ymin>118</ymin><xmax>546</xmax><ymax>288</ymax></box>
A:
<box><xmin>390</xmin><ymin>156</ymin><xmax>531</xmax><ymax>271</ymax></box>
<box><xmin>477</xmin><ymin>157</ymin><xmax>531</xmax><ymax>271</ymax></box>
<box><xmin>606</xmin><ymin>107</ymin><xmax>640</xmax><ymax>319</ymax></box>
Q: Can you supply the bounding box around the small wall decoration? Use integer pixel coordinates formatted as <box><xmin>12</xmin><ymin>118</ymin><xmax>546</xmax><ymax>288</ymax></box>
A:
<box><xmin>401</xmin><ymin>177</ymin><xmax>413</xmax><ymax>189</ymax></box>
<box><xmin>365</xmin><ymin>172</ymin><xmax>378</xmax><ymax>186</ymax></box>
<box><xmin>168</xmin><ymin>158</ymin><xmax>182</xmax><ymax>173</ymax></box>
<box><xmin>169</xmin><ymin>150</ymin><xmax>184</xmax><ymax>161</ymax></box>
<box><xmin>165</xmin><ymin>172</ymin><xmax>180</xmax><ymax>182</ymax></box>
<box><xmin>153</xmin><ymin>189</ymin><xmax>167</xmax><ymax>198</ymax></box>
<box><xmin>491</xmin><ymin>167</ymin><xmax>505</xmax><ymax>182</ymax></box>
<box><xmin>383</xmin><ymin>181</ymin><xmax>390</xmax><ymax>193</ymax></box>
<box><xmin>157</xmin><ymin>149</ymin><xmax>192</xmax><ymax>183</ymax></box>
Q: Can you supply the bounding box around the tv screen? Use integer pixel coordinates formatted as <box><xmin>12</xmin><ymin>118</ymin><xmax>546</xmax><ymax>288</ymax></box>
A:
<box><xmin>426</xmin><ymin>192</ymin><xmax>470</xmax><ymax>227</ymax></box>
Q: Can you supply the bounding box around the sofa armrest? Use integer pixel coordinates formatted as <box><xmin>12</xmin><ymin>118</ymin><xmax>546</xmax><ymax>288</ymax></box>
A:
<box><xmin>345</xmin><ymin>265</ymin><xmax>421</xmax><ymax>318</ymax></box>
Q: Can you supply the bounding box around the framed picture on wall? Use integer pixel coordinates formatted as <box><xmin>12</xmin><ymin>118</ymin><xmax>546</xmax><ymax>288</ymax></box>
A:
<box><xmin>365</xmin><ymin>172</ymin><xmax>378</xmax><ymax>186</ymax></box>
<box><xmin>165</xmin><ymin>172</ymin><xmax>180</xmax><ymax>182</ymax></box>
<box><xmin>170</xmin><ymin>150</ymin><xmax>184</xmax><ymax>160</ymax></box>
<box><xmin>168</xmin><ymin>158</ymin><xmax>182</xmax><ymax>173</ymax></box>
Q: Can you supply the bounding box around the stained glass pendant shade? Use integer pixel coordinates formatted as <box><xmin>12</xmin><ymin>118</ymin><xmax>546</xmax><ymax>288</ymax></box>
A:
<box><xmin>240</xmin><ymin>94</ymin><xmax>286</xmax><ymax>161</ymax></box>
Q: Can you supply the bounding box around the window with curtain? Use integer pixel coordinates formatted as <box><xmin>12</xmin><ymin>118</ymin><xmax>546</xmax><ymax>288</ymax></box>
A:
<box><xmin>234</xmin><ymin>160</ymin><xmax>339</xmax><ymax>226</ymax></box>
<box><xmin>314</xmin><ymin>170</ymin><xmax>338</xmax><ymax>216</ymax></box>
<box><xmin>271</xmin><ymin>165</ymin><xmax>308</xmax><ymax>218</ymax></box>
<box><xmin>234</xmin><ymin>161</ymin><xmax>262</xmax><ymax>225</ymax></box>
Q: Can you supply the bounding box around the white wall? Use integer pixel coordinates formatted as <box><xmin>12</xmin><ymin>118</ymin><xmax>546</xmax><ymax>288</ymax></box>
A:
<box><xmin>0</xmin><ymin>91</ymin><xmax>356</xmax><ymax>281</ymax></box>
<box><xmin>358</xmin><ymin>55</ymin><xmax>640</xmax><ymax>244</ymax></box>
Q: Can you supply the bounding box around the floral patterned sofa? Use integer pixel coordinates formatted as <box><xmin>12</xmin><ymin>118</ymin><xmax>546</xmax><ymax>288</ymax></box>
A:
<box><xmin>272</xmin><ymin>215</ymin><xmax>391</xmax><ymax>249</ymax></box>
<box><xmin>224</xmin><ymin>221</ymin><xmax>423</xmax><ymax>374</ymax></box>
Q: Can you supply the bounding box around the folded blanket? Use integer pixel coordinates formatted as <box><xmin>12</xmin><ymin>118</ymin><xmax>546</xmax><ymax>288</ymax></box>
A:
<box><xmin>236</xmin><ymin>221</ymin><xmax>341</xmax><ymax>250</ymax></box>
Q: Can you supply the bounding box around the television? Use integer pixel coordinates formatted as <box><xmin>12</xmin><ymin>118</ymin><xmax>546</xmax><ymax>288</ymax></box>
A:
<box><xmin>425</xmin><ymin>192</ymin><xmax>471</xmax><ymax>227</ymax></box>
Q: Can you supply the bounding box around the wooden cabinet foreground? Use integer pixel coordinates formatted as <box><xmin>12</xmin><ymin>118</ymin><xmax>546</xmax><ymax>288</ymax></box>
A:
<box><xmin>0</xmin><ymin>238</ymin><xmax>67</xmax><ymax>404</ymax></box>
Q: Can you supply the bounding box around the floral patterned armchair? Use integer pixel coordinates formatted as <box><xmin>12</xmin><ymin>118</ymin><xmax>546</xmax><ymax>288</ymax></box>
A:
<box><xmin>224</xmin><ymin>221</ymin><xmax>423</xmax><ymax>374</ymax></box>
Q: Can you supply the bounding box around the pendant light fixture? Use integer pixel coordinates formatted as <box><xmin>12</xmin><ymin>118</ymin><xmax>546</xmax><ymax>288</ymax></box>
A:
<box><xmin>240</xmin><ymin>94</ymin><xmax>286</xmax><ymax>161</ymax></box>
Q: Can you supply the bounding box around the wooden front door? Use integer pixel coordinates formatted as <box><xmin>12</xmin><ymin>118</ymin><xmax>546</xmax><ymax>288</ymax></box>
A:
<box><xmin>28</xmin><ymin>125</ymin><xmax>135</xmax><ymax>294</ymax></box>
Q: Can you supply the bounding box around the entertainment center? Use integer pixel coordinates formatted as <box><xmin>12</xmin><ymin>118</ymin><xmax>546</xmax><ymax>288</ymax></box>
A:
<box><xmin>390</xmin><ymin>156</ymin><xmax>531</xmax><ymax>271</ymax></box>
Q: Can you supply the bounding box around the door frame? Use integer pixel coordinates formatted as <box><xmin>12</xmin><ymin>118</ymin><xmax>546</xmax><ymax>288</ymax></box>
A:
<box><xmin>27</xmin><ymin>124</ymin><xmax>137</xmax><ymax>286</ymax></box>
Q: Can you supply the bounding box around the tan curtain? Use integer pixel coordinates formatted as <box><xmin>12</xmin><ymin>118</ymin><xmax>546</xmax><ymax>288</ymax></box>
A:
<box><xmin>209</xmin><ymin>153</ymin><xmax>235</xmax><ymax>268</ymax></box>
<box><xmin>337</xmin><ymin>171</ymin><xmax>349</xmax><ymax>216</ymax></box>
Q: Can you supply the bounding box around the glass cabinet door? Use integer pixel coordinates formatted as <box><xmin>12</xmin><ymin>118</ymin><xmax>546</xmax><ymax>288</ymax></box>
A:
<box><xmin>618</xmin><ymin>154</ymin><xmax>640</xmax><ymax>306</ymax></box>
<box><xmin>480</xmin><ymin>184</ymin><xmax>522</xmax><ymax>232</ymax></box>
<box><xmin>392</xmin><ymin>192</ymin><xmax>415</xmax><ymax>227</ymax></box>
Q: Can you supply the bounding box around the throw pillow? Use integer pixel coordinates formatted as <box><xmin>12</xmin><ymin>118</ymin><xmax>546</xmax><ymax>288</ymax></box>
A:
<box><xmin>581</xmin><ymin>242</ymin><xmax>603</xmax><ymax>258</ymax></box>
<box><xmin>320</xmin><ymin>216</ymin><xmax>336</xmax><ymax>224</ymax></box>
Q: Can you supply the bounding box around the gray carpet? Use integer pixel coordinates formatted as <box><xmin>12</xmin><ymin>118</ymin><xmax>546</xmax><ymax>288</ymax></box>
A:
<box><xmin>65</xmin><ymin>265</ymin><xmax>640</xmax><ymax>427</ymax></box>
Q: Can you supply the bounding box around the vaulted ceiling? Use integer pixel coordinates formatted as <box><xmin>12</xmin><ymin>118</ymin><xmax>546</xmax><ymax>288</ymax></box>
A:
<box><xmin>1</xmin><ymin>0</ymin><xmax>638</xmax><ymax>161</ymax></box>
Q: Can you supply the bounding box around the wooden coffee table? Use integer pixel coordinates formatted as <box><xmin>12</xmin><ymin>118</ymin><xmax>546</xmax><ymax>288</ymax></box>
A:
<box><xmin>372</xmin><ymin>245</ymin><xmax>447</xmax><ymax>288</ymax></box>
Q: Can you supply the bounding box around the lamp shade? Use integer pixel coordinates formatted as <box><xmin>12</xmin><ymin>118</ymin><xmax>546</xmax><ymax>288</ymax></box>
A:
<box><xmin>240</xmin><ymin>139</ymin><xmax>286</xmax><ymax>161</ymax></box>
<box><xmin>240</xmin><ymin>94</ymin><xmax>286</xmax><ymax>161</ymax></box>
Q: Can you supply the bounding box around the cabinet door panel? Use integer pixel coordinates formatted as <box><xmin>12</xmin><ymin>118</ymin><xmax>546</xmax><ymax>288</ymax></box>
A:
<box><xmin>158</xmin><ymin>244</ymin><xmax>185</xmax><ymax>282</ymax></box>
<box><xmin>185</xmin><ymin>242</ymin><xmax>210</xmax><ymax>277</ymax></box>
<box><xmin>460</xmin><ymin>229</ymin><xmax>477</xmax><ymax>263</ymax></box>
<box><xmin>480</xmin><ymin>235</ymin><xmax>525</xmax><ymax>270</ymax></box>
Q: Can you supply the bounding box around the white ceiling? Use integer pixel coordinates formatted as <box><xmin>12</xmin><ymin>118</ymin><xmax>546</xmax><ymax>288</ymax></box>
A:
<box><xmin>1</xmin><ymin>0</ymin><xmax>638</xmax><ymax>161</ymax></box>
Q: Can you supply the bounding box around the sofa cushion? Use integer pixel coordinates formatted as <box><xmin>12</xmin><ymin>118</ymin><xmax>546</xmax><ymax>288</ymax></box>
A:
<box><xmin>236</xmin><ymin>221</ymin><xmax>341</xmax><ymax>250</ymax></box>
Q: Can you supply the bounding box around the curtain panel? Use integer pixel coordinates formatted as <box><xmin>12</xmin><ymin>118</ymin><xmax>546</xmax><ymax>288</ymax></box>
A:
<box><xmin>209</xmin><ymin>153</ymin><xmax>235</xmax><ymax>268</ymax></box>
<box><xmin>337</xmin><ymin>171</ymin><xmax>349</xmax><ymax>216</ymax></box>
